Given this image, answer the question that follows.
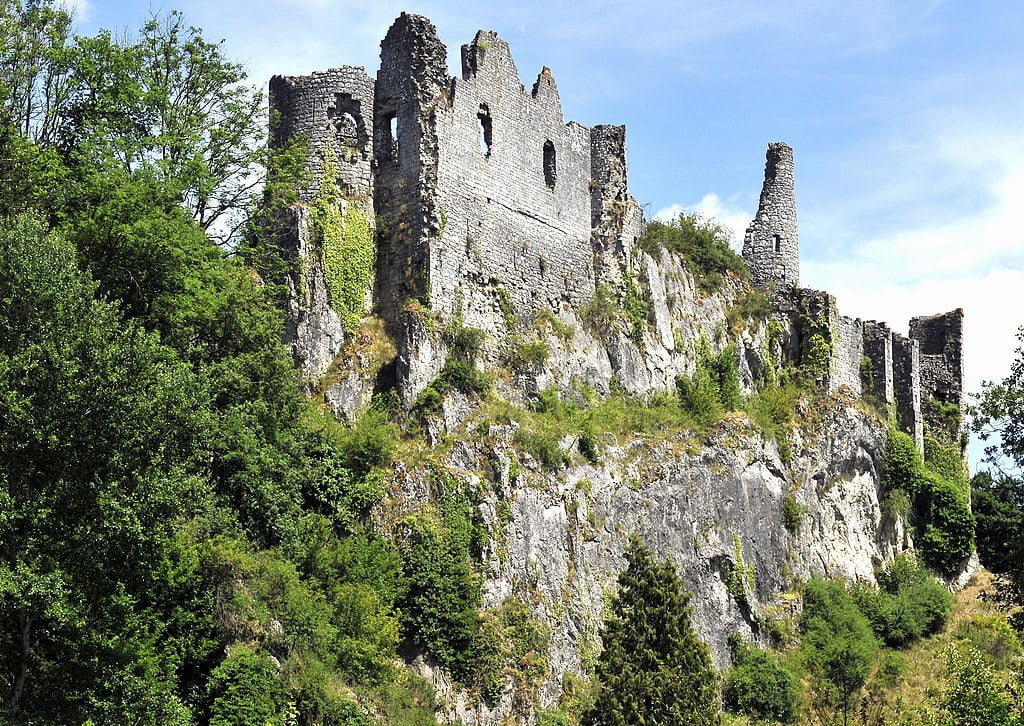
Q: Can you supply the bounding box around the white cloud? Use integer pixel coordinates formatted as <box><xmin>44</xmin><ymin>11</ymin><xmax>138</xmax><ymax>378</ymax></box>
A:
<box><xmin>60</xmin><ymin>0</ymin><xmax>92</xmax><ymax>22</ymax></box>
<box><xmin>654</xmin><ymin>193</ymin><xmax>752</xmax><ymax>252</ymax></box>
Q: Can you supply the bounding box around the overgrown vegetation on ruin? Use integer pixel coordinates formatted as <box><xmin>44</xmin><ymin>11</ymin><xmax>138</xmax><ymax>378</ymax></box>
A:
<box><xmin>311</xmin><ymin>150</ymin><xmax>376</xmax><ymax>332</ymax></box>
<box><xmin>882</xmin><ymin>422</ymin><xmax>975</xmax><ymax>575</ymax></box>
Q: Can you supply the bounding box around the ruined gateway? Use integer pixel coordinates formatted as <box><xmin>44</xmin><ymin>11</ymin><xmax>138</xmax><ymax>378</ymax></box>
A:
<box><xmin>268</xmin><ymin>13</ymin><xmax>967</xmax><ymax>724</ymax></box>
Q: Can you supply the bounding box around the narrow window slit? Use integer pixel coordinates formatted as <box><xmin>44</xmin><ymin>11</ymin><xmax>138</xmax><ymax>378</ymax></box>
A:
<box><xmin>477</xmin><ymin>104</ymin><xmax>492</xmax><ymax>156</ymax></box>
<box><xmin>543</xmin><ymin>140</ymin><xmax>556</xmax><ymax>188</ymax></box>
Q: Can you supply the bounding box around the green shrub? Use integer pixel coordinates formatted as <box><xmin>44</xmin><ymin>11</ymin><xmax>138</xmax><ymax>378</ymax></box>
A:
<box><xmin>851</xmin><ymin>555</ymin><xmax>952</xmax><ymax>646</ymax></box>
<box><xmin>623</xmin><ymin>268</ymin><xmax>651</xmax><ymax>347</ymax></box>
<box><xmin>940</xmin><ymin>644</ymin><xmax>1017</xmax><ymax>726</ymax></box>
<box><xmin>339</xmin><ymin>405</ymin><xmax>397</xmax><ymax>476</ymax></box>
<box><xmin>781</xmin><ymin>494</ymin><xmax>805</xmax><ymax>533</ymax></box>
<box><xmin>412</xmin><ymin>327</ymin><xmax>493</xmax><ymax>420</ymax></box>
<box><xmin>723</xmin><ymin>635</ymin><xmax>800</xmax><ymax>723</ymax></box>
<box><xmin>580</xmin><ymin>285</ymin><xmax>620</xmax><ymax>336</ymax></box>
<box><xmin>207</xmin><ymin>645</ymin><xmax>288</xmax><ymax>726</ymax></box>
<box><xmin>397</xmin><ymin>474</ymin><xmax>486</xmax><ymax>683</ymax></box>
<box><xmin>955</xmin><ymin>614</ymin><xmax>1022</xmax><ymax>667</ymax></box>
<box><xmin>517</xmin><ymin>429</ymin><xmax>571</xmax><ymax>470</ymax></box>
<box><xmin>677</xmin><ymin>344</ymin><xmax>740</xmax><ymax>425</ymax></box>
<box><xmin>882</xmin><ymin>424</ymin><xmax>974</xmax><ymax>575</ymax></box>
<box><xmin>509</xmin><ymin>338</ymin><xmax>551</xmax><ymax>368</ymax></box>
<box><xmin>800</xmin><ymin>578</ymin><xmax>879</xmax><ymax>721</ymax></box>
<box><xmin>637</xmin><ymin>215</ymin><xmax>749</xmax><ymax>293</ymax></box>
<box><xmin>744</xmin><ymin>381</ymin><xmax>799</xmax><ymax>463</ymax></box>
<box><xmin>726</xmin><ymin>289</ymin><xmax>771</xmax><ymax>334</ymax></box>
<box><xmin>883</xmin><ymin>426</ymin><xmax>923</xmax><ymax>492</ymax></box>
<box><xmin>444</xmin><ymin>324</ymin><xmax>486</xmax><ymax>361</ymax></box>
<box><xmin>882</xmin><ymin>488</ymin><xmax>912</xmax><ymax>521</ymax></box>
<box><xmin>916</xmin><ymin>471</ymin><xmax>975</xmax><ymax>574</ymax></box>
<box><xmin>578</xmin><ymin>424</ymin><xmax>601</xmax><ymax>465</ymax></box>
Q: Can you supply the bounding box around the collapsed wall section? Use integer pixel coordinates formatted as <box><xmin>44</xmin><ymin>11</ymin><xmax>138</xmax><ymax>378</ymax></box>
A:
<box><xmin>862</xmin><ymin>321</ymin><xmax>895</xmax><ymax>405</ymax></box>
<box><xmin>430</xmin><ymin>32</ymin><xmax>594</xmax><ymax>328</ymax></box>
<box><xmin>893</xmin><ymin>334</ymin><xmax>924</xmax><ymax>451</ymax></box>
<box><xmin>833</xmin><ymin>316</ymin><xmax>864</xmax><ymax>395</ymax></box>
<box><xmin>591</xmin><ymin>124</ymin><xmax>644</xmax><ymax>297</ymax></box>
<box><xmin>743</xmin><ymin>143</ymin><xmax>799</xmax><ymax>289</ymax></box>
<box><xmin>269</xmin><ymin>67</ymin><xmax>375</xmax><ymax>202</ymax></box>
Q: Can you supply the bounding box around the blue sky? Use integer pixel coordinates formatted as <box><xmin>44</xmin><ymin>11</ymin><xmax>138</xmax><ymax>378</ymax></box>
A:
<box><xmin>68</xmin><ymin>0</ymin><xmax>1024</xmax><ymax>469</ymax></box>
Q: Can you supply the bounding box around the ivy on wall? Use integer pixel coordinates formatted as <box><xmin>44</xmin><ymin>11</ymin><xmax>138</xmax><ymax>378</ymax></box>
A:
<box><xmin>310</xmin><ymin>149</ymin><xmax>375</xmax><ymax>331</ymax></box>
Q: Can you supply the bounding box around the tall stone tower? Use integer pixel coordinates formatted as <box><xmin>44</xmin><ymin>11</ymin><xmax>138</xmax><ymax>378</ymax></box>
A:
<box><xmin>743</xmin><ymin>142</ymin><xmax>799</xmax><ymax>289</ymax></box>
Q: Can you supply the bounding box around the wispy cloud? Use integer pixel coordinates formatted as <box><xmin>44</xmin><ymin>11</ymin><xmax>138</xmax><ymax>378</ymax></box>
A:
<box><xmin>60</xmin><ymin>0</ymin><xmax>92</xmax><ymax>22</ymax></box>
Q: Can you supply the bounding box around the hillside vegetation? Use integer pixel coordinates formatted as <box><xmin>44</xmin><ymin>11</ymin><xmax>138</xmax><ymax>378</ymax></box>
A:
<box><xmin>2</xmin><ymin>3</ymin><xmax>1023</xmax><ymax>725</ymax></box>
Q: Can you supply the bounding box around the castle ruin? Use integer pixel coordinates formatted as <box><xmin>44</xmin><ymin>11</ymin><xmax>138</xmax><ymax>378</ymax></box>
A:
<box><xmin>269</xmin><ymin>12</ymin><xmax>963</xmax><ymax>450</ymax></box>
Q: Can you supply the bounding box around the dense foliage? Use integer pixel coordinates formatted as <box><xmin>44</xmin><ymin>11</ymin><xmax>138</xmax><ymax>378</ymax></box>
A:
<box><xmin>676</xmin><ymin>343</ymin><xmax>741</xmax><ymax>424</ymax></box>
<box><xmin>851</xmin><ymin>555</ymin><xmax>953</xmax><ymax>646</ymax></box>
<box><xmin>0</xmin><ymin>4</ymin><xmax>417</xmax><ymax>722</ymax></box>
<box><xmin>1</xmin><ymin>2</ymin><xmax>1015</xmax><ymax>724</ymax></box>
<box><xmin>582</xmin><ymin>539</ymin><xmax>720</xmax><ymax>726</ymax></box>
<box><xmin>882</xmin><ymin>424</ymin><xmax>975</xmax><ymax>574</ymax></box>
<box><xmin>972</xmin><ymin>330</ymin><xmax>1024</xmax><ymax>622</ymax></box>
<box><xmin>723</xmin><ymin>635</ymin><xmax>800</xmax><ymax>723</ymax></box>
<box><xmin>800</xmin><ymin>578</ymin><xmax>880</xmax><ymax>723</ymax></box>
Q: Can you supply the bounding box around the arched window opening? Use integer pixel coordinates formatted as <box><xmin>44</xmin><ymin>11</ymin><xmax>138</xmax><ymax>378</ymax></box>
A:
<box><xmin>477</xmin><ymin>104</ymin><xmax>492</xmax><ymax>157</ymax></box>
<box><xmin>543</xmin><ymin>140</ymin><xmax>556</xmax><ymax>189</ymax></box>
<box><xmin>773</xmin><ymin>233</ymin><xmax>781</xmax><ymax>253</ymax></box>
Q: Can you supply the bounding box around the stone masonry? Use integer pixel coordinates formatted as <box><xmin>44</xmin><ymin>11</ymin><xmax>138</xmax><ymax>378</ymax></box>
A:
<box><xmin>267</xmin><ymin>13</ymin><xmax>964</xmax><ymax>452</ymax></box>
<box><xmin>743</xmin><ymin>143</ymin><xmax>799</xmax><ymax>289</ymax></box>
<box><xmin>744</xmin><ymin>144</ymin><xmax>963</xmax><ymax>451</ymax></box>
<box><xmin>270</xmin><ymin>12</ymin><xmax>644</xmax><ymax>393</ymax></box>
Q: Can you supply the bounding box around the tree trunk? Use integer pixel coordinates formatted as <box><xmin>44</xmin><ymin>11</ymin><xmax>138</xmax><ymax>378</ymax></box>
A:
<box><xmin>8</xmin><ymin>607</ymin><xmax>31</xmax><ymax>722</ymax></box>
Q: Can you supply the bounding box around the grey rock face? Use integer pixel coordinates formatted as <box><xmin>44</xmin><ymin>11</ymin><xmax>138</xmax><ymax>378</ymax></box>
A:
<box><xmin>276</xmin><ymin>205</ymin><xmax>347</xmax><ymax>381</ymax></box>
<box><xmin>395</xmin><ymin>397</ymin><xmax>907</xmax><ymax>725</ymax></box>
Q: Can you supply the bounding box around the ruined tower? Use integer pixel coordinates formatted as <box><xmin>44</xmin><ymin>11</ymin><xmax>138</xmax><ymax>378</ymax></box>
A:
<box><xmin>743</xmin><ymin>142</ymin><xmax>799</xmax><ymax>289</ymax></box>
<box><xmin>268</xmin><ymin>67</ymin><xmax>376</xmax><ymax>379</ymax></box>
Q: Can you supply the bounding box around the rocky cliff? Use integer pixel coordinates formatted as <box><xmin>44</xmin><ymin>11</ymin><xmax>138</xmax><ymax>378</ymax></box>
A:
<box><xmin>267</xmin><ymin>14</ymin><xmax>970</xmax><ymax>725</ymax></box>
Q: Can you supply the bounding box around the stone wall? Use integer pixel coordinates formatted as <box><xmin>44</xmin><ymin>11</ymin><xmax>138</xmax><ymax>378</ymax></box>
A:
<box><xmin>431</xmin><ymin>32</ymin><xmax>595</xmax><ymax>326</ymax></box>
<box><xmin>268</xmin><ymin>67</ymin><xmax>376</xmax><ymax>378</ymax></box>
<box><xmin>862</xmin><ymin>321</ymin><xmax>895</xmax><ymax>405</ymax></box>
<box><xmin>742</xmin><ymin>143</ymin><xmax>799</xmax><ymax>289</ymax></box>
<box><xmin>269</xmin><ymin>66</ymin><xmax>375</xmax><ymax>204</ymax></box>
<box><xmin>372</xmin><ymin>13</ymin><xmax>450</xmax><ymax>328</ymax></box>
<box><xmin>591</xmin><ymin>124</ymin><xmax>644</xmax><ymax>296</ymax></box>
<box><xmin>266</xmin><ymin>13</ymin><xmax>964</xmax><ymax>443</ymax></box>
<box><xmin>893</xmin><ymin>333</ymin><xmax>924</xmax><ymax>451</ymax></box>
<box><xmin>910</xmin><ymin>309</ymin><xmax>965</xmax><ymax>411</ymax></box>
<box><xmin>832</xmin><ymin>315</ymin><xmax>864</xmax><ymax>394</ymax></box>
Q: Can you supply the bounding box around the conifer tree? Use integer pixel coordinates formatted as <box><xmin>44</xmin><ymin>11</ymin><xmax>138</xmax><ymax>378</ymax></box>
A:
<box><xmin>582</xmin><ymin>538</ymin><xmax>720</xmax><ymax>726</ymax></box>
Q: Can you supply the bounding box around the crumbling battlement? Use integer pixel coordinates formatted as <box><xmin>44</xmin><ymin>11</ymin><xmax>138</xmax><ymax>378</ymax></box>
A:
<box><xmin>270</xmin><ymin>13</ymin><xmax>644</xmax><ymax>385</ymax></box>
